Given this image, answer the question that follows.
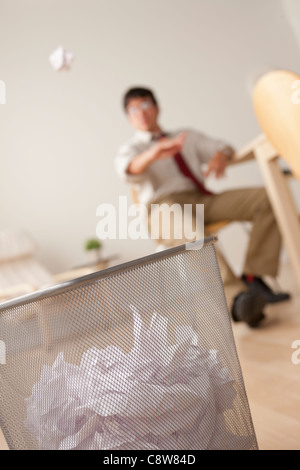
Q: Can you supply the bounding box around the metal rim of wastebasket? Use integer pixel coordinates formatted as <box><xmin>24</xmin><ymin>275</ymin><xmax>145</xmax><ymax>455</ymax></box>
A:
<box><xmin>0</xmin><ymin>236</ymin><xmax>218</xmax><ymax>312</ymax></box>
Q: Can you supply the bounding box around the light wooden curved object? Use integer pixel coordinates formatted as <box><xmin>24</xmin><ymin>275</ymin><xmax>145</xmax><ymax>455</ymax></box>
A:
<box><xmin>252</xmin><ymin>69</ymin><xmax>300</xmax><ymax>293</ymax></box>
<box><xmin>253</xmin><ymin>69</ymin><xmax>300</xmax><ymax>179</ymax></box>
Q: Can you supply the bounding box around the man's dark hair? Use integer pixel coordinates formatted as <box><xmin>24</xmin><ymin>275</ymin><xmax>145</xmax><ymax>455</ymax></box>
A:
<box><xmin>123</xmin><ymin>87</ymin><xmax>158</xmax><ymax>112</ymax></box>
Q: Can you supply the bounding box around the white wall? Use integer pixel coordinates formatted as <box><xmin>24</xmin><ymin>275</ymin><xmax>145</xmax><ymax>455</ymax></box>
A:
<box><xmin>0</xmin><ymin>0</ymin><xmax>300</xmax><ymax>274</ymax></box>
<box><xmin>281</xmin><ymin>0</ymin><xmax>300</xmax><ymax>49</ymax></box>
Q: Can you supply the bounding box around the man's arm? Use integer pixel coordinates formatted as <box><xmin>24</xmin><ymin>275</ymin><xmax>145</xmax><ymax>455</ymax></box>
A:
<box><xmin>127</xmin><ymin>133</ymin><xmax>187</xmax><ymax>175</ymax></box>
<box><xmin>192</xmin><ymin>129</ymin><xmax>235</xmax><ymax>179</ymax></box>
<box><xmin>204</xmin><ymin>148</ymin><xmax>234</xmax><ymax>179</ymax></box>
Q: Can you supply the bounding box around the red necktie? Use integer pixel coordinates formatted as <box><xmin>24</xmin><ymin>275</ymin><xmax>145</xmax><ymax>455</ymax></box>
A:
<box><xmin>173</xmin><ymin>151</ymin><xmax>214</xmax><ymax>196</ymax></box>
<box><xmin>153</xmin><ymin>132</ymin><xmax>214</xmax><ymax>196</ymax></box>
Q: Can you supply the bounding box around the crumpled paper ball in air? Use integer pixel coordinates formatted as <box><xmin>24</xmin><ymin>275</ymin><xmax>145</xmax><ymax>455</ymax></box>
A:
<box><xmin>49</xmin><ymin>46</ymin><xmax>75</xmax><ymax>71</ymax></box>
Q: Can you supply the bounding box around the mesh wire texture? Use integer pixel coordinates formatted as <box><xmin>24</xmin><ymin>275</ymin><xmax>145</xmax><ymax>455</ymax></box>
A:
<box><xmin>0</xmin><ymin>237</ymin><xmax>258</xmax><ymax>450</ymax></box>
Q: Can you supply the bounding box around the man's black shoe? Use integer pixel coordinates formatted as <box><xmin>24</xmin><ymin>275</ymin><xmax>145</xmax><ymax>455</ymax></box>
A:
<box><xmin>232</xmin><ymin>291</ymin><xmax>267</xmax><ymax>328</ymax></box>
<box><xmin>242</xmin><ymin>275</ymin><xmax>291</xmax><ymax>304</ymax></box>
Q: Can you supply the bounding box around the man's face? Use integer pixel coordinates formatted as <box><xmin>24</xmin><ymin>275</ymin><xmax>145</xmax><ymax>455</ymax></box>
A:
<box><xmin>126</xmin><ymin>97</ymin><xmax>159</xmax><ymax>132</ymax></box>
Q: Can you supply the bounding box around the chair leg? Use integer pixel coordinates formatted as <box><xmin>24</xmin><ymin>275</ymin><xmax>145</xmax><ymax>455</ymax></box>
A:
<box><xmin>255</xmin><ymin>142</ymin><xmax>300</xmax><ymax>294</ymax></box>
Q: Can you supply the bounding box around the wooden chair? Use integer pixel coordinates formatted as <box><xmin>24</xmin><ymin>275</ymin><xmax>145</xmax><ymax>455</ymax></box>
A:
<box><xmin>252</xmin><ymin>69</ymin><xmax>300</xmax><ymax>292</ymax></box>
<box><xmin>130</xmin><ymin>126</ymin><xmax>298</xmax><ymax>264</ymax></box>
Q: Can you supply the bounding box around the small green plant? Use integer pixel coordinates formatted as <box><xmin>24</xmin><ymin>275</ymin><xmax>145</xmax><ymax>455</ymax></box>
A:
<box><xmin>85</xmin><ymin>238</ymin><xmax>102</xmax><ymax>251</ymax></box>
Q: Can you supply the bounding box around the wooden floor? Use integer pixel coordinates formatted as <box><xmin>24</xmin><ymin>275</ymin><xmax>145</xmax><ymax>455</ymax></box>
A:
<box><xmin>0</xmin><ymin>260</ymin><xmax>299</xmax><ymax>451</ymax></box>
<box><xmin>232</xmin><ymin>261</ymin><xmax>300</xmax><ymax>450</ymax></box>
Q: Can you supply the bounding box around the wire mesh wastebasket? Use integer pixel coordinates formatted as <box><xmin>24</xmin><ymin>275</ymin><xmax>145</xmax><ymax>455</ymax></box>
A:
<box><xmin>0</xmin><ymin>237</ymin><xmax>258</xmax><ymax>450</ymax></box>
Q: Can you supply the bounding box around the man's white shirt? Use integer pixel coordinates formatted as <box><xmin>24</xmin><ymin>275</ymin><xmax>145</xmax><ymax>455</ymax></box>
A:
<box><xmin>115</xmin><ymin>128</ymin><xmax>234</xmax><ymax>205</ymax></box>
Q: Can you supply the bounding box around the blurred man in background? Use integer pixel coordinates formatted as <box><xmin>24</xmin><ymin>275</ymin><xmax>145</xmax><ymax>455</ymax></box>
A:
<box><xmin>115</xmin><ymin>87</ymin><xmax>290</xmax><ymax>327</ymax></box>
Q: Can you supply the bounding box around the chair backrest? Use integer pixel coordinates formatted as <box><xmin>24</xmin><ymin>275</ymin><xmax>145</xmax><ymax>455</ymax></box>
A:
<box><xmin>0</xmin><ymin>238</ymin><xmax>257</xmax><ymax>450</ymax></box>
<box><xmin>0</xmin><ymin>230</ymin><xmax>36</xmax><ymax>263</ymax></box>
<box><xmin>253</xmin><ymin>69</ymin><xmax>300</xmax><ymax>179</ymax></box>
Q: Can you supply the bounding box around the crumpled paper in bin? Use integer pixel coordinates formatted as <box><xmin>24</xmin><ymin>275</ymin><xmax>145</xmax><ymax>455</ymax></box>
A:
<box><xmin>25</xmin><ymin>305</ymin><xmax>255</xmax><ymax>450</ymax></box>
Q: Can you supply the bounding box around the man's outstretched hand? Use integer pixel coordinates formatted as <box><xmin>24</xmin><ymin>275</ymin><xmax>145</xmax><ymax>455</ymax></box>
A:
<box><xmin>204</xmin><ymin>151</ymin><xmax>230</xmax><ymax>179</ymax></box>
<box><xmin>155</xmin><ymin>132</ymin><xmax>187</xmax><ymax>160</ymax></box>
<box><xmin>127</xmin><ymin>132</ymin><xmax>187</xmax><ymax>175</ymax></box>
